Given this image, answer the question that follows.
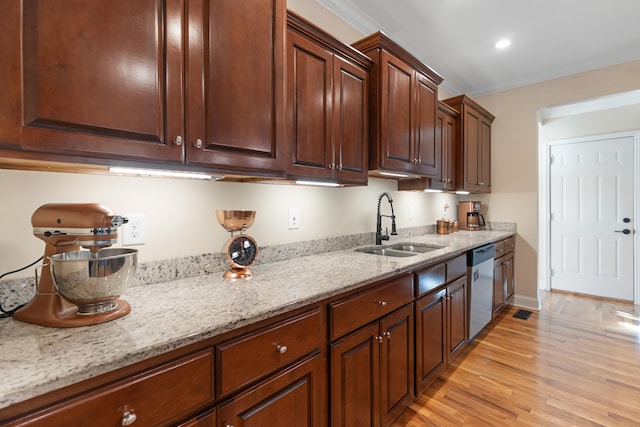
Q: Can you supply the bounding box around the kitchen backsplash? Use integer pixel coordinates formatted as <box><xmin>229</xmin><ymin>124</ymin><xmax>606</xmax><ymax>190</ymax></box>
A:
<box><xmin>0</xmin><ymin>222</ymin><xmax>515</xmax><ymax>312</ymax></box>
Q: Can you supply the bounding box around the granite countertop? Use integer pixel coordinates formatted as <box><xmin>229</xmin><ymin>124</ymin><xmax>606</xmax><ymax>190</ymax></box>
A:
<box><xmin>0</xmin><ymin>229</ymin><xmax>513</xmax><ymax>411</ymax></box>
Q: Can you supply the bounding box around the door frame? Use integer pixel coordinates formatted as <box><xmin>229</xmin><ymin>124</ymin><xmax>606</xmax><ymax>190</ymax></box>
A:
<box><xmin>538</xmin><ymin>130</ymin><xmax>640</xmax><ymax>304</ymax></box>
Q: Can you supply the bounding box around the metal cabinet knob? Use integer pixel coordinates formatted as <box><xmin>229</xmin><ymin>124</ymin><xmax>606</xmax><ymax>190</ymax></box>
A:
<box><xmin>375</xmin><ymin>335</ymin><xmax>384</xmax><ymax>343</ymax></box>
<box><xmin>174</xmin><ymin>136</ymin><xmax>183</xmax><ymax>146</ymax></box>
<box><xmin>194</xmin><ymin>138</ymin><xmax>203</xmax><ymax>149</ymax></box>
<box><xmin>329</xmin><ymin>163</ymin><xmax>335</xmax><ymax>170</ymax></box>
<box><xmin>276</xmin><ymin>345</ymin><xmax>288</xmax><ymax>354</ymax></box>
<box><xmin>375</xmin><ymin>300</ymin><xmax>388</xmax><ymax>307</ymax></box>
<box><xmin>121</xmin><ymin>410</ymin><xmax>137</xmax><ymax>426</ymax></box>
<box><xmin>384</xmin><ymin>331</ymin><xmax>391</xmax><ymax>339</ymax></box>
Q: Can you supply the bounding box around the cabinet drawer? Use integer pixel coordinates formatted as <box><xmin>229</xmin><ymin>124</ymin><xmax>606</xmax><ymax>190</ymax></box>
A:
<box><xmin>503</xmin><ymin>237</ymin><xmax>515</xmax><ymax>253</ymax></box>
<box><xmin>415</xmin><ymin>263</ymin><xmax>445</xmax><ymax>297</ymax></box>
<box><xmin>445</xmin><ymin>254</ymin><xmax>467</xmax><ymax>283</ymax></box>
<box><xmin>330</xmin><ymin>275</ymin><xmax>413</xmax><ymax>340</ymax></box>
<box><xmin>216</xmin><ymin>307</ymin><xmax>322</xmax><ymax>397</ymax></box>
<box><xmin>14</xmin><ymin>349</ymin><xmax>215</xmax><ymax>427</ymax></box>
<box><xmin>494</xmin><ymin>240</ymin><xmax>506</xmax><ymax>257</ymax></box>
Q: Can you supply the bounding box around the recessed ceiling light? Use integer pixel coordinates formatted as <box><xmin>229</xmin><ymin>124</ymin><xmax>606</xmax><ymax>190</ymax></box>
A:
<box><xmin>495</xmin><ymin>39</ymin><xmax>511</xmax><ymax>49</ymax></box>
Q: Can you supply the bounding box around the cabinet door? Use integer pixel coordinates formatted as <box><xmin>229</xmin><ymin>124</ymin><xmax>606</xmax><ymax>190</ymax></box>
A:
<box><xmin>218</xmin><ymin>352</ymin><xmax>324</xmax><ymax>427</ymax></box>
<box><xmin>333</xmin><ymin>55</ymin><xmax>369</xmax><ymax>184</ymax></box>
<box><xmin>479</xmin><ymin>115</ymin><xmax>492</xmax><ymax>190</ymax></box>
<box><xmin>415</xmin><ymin>289</ymin><xmax>446</xmax><ymax>392</ymax></box>
<box><xmin>19</xmin><ymin>0</ymin><xmax>184</xmax><ymax>162</ymax></box>
<box><xmin>286</xmin><ymin>28</ymin><xmax>333</xmax><ymax>180</ymax></box>
<box><xmin>442</xmin><ymin>111</ymin><xmax>457</xmax><ymax>190</ymax></box>
<box><xmin>379</xmin><ymin>50</ymin><xmax>414</xmax><ymax>172</ymax></box>
<box><xmin>186</xmin><ymin>0</ymin><xmax>286</xmax><ymax>173</ymax></box>
<box><xmin>447</xmin><ymin>276</ymin><xmax>467</xmax><ymax>361</ymax></box>
<box><xmin>331</xmin><ymin>323</ymin><xmax>380</xmax><ymax>427</ymax></box>
<box><xmin>505</xmin><ymin>253</ymin><xmax>515</xmax><ymax>301</ymax></box>
<box><xmin>462</xmin><ymin>106</ymin><xmax>482</xmax><ymax>190</ymax></box>
<box><xmin>413</xmin><ymin>73</ymin><xmax>439</xmax><ymax>177</ymax></box>
<box><xmin>380</xmin><ymin>304</ymin><xmax>414</xmax><ymax>427</ymax></box>
<box><xmin>493</xmin><ymin>256</ymin><xmax>506</xmax><ymax>316</ymax></box>
<box><xmin>430</xmin><ymin>107</ymin><xmax>456</xmax><ymax>190</ymax></box>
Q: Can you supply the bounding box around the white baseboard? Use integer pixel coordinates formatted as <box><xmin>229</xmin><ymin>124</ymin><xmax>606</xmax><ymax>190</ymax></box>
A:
<box><xmin>513</xmin><ymin>294</ymin><xmax>540</xmax><ymax>311</ymax></box>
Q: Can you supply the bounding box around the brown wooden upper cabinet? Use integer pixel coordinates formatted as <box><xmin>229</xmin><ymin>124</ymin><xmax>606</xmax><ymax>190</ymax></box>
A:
<box><xmin>286</xmin><ymin>11</ymin><xmax>372</xmax><ymax>185</ymax></box>
<box><xmin>1</xmin><ymin>0</ymin><xmax>286</xmax><ymax>176</ymax></box>
<box><xmin>352</xmin><ymin>32</ymin><xmax>443</xmax><ymax>179</ymax></box>
<box><xmin>442</xmin><ymin>95</ymin><xmax>495</xmax><ymax>193</ymax></box>
<box><xmin>429</xmin><ymin>102</ymin><xmax>458</xmax><ymax>191</ymax></box>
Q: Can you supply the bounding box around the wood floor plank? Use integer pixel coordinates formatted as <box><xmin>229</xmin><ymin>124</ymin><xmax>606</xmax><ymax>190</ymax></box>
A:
<box><xmin>391</xmin><ymin>291</ymin><xmax>640</xmax><ymax>426</ymax></box>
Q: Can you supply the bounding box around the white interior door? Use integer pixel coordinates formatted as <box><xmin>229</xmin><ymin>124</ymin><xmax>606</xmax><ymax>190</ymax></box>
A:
<box><xmin>549</xmin><ymin>136</ymin><xmax>635</xmax><ymax>301</ymax></box>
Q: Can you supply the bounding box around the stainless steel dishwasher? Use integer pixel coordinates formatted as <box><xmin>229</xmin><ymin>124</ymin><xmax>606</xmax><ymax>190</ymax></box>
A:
<box><xmin>467</xmin><ymin>243</ymin><xmax>495</xmax><ymax>341</ymax></box>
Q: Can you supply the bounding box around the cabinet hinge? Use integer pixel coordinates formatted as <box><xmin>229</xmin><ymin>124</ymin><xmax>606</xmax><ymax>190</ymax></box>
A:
<box><xmin>550</xmin><ymin>269</ymin><xmax>555</xmax><ymax>277</ymax></box>
<box><xmin>550</xmin><ymin>154</ymin><xmax>554</xmax><ymax>165</ymax></box>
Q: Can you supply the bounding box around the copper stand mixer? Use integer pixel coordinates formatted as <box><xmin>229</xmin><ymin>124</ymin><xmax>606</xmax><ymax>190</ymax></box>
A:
<box><xmin>13</xmin><ymin>203</ymin><xmax>137</xmax><ymax>327</ymax></box>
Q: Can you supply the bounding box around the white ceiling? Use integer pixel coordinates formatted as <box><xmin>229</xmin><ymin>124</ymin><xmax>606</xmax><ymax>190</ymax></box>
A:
<box><xmin>317</xmin><ymin>0</ymin><xmax>640</xmax><ymax>97</ymax></box>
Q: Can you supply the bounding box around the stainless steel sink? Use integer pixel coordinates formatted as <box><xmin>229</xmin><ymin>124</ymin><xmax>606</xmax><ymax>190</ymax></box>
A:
<box><xmin>388</xmin><ymin>243</ymin><xmax>444</xmax><ymax>253</ymax></box>
<box><xmin>355</xmin><ymin>247</ymin><xmax>418</xmax><ymax>257</ymax></box>
<box><xmin>355</xmin><ymin>243</ymin><xmax>445</xmax><ymax>257</ymax></box>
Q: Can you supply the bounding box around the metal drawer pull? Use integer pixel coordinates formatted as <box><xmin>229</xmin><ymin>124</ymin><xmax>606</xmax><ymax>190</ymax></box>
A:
<box><xmin>375</xmin><ymin>300</ymin><xmax>388</xmax><ymax>307</ymax></box>
<box><xmin>276</xmin><ymin>345</ymin><xmax>288</xmax><ymax>354</ymax></box>
<box><xmin>121</xmin><ymin>410</ymin><xmax>137</xmax><ymax>426</ymax></box>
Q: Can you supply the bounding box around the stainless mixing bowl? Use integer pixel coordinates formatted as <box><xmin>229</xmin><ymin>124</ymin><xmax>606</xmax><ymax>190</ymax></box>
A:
<box><xmin>49</xmin><ymin>248</ymin><xmax>138</xmax><ymax>315</ymax></box>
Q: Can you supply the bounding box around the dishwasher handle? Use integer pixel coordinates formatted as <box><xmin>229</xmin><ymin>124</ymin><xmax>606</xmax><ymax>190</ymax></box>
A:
<box><xmin>467</xmin><ymin>243</ymin><xmax>496</xmax><ymax>266</ymax></box>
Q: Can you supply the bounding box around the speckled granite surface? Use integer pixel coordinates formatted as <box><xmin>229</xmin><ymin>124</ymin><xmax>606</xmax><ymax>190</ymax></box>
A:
<box><xmin>0</xmin><ymin>227</ymin><xmax>514</xmax><ymax>411</ymax></box>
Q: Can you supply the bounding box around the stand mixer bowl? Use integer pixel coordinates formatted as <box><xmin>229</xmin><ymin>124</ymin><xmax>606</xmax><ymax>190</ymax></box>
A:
<box><xmin>216</xmin><ymin>210</ymin><xmax>256</xmax><ymax>232</ymax></box>
<box><xmin>49</xmin><ymin>248</ymin><xmax>138</xmax><ymax>315</ymax></box>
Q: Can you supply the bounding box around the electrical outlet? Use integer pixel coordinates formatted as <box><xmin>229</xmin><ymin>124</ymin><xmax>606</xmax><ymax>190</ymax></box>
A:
<box><xmin>288</xmin><ymin>208</ymin><xmax>299</xmax><ymax>230</ymax></box>
<box><xmin>122</xmin><ymin>214</ymin><xmax>146</xmax><ymax>245</ymax></box>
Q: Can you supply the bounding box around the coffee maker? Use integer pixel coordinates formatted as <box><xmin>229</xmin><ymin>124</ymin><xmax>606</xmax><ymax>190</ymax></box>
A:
<box><xmin>458</xmin><ymin>201</ymin><xmax>486</xmax><ymax>231</ymax></box>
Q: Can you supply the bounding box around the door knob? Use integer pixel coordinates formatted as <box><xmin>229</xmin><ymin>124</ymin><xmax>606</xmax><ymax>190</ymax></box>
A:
<box><xmin>615</xmin><ymin>229</ymin><xmax>632</xmax><ymax>235</ymax></box>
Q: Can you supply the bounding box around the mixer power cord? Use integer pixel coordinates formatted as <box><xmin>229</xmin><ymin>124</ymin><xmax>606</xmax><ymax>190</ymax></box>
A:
<box><xmin>0</xmin><ymin>256</ymin><xmax>44</xmax><ymax>318</ymax></box>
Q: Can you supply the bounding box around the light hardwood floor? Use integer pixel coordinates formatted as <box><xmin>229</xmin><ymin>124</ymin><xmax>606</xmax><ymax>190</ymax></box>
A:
<box><xmin>391</xmin><ymin>291</ymin><xmax>640</xmax><ymax>426</ymax></box>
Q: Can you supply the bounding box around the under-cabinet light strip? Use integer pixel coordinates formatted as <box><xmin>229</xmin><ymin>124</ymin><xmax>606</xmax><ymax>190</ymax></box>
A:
<box><xmin>109</xmin><ymin>167</ymin><xmax>222</xmax><ymax>181</ymax></box>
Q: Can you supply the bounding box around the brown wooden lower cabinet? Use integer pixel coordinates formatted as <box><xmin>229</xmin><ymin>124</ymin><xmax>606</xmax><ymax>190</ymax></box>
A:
<box><xmin>415</xmin><ymin>288</ymin><xmax>447</xmax><ymax>390</ymax></box>
<box><xmin>330</xmin><ymin>304</ymin><xmax>414</xmax><ymax>427</ymax></box>
<box><xmin>218</xmin><ymin>352</ymin><xmax>324</xmax><ymax>427</ymax></box>
<box><xmin>415</xmin><ymin>273</ymin><xmax>467</xmax><ymax>393</ymax></box>
<box><xmin>493</xmin><ymin>237</ymin><xmax>516</xmax><ymax>317</ymax></box>
<box><xmin>4</xmin><ymin>349</ymin><xmax>215</xmax><ymax>427</ymax></box>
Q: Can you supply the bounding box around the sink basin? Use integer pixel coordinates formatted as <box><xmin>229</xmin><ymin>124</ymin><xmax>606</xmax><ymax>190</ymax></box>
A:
<box><xmin>388</xmin><ymin>243</ymin><xmax>445</xmax><ymax>253</ymax></box>
<box><xmin>355</xmin><ymin>243</ymin><xmax>445</xmax><ymax>257</ymax></box>
<box><xmin>355</xmin><ymin>247</ymin><xmax>419</xmax><ymax>257</ymax></box>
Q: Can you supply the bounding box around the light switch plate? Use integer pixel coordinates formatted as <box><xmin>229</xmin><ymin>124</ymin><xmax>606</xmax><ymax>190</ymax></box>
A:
<box><xmin>288</xmin><ymin>208</ymin><xmax>299</xmax><ymax>230</ymax></box>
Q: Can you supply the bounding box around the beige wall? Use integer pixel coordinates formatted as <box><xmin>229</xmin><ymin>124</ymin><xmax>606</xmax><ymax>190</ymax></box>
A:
<box><xmin>474</xmin><ymin>61</ymin><xmax>640</xmax><ymax>301</ymax></box>
<box><xmin>0</xmin><ymin>169</ymin><xmax>457</xmax><ymax>279</ymax></box>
